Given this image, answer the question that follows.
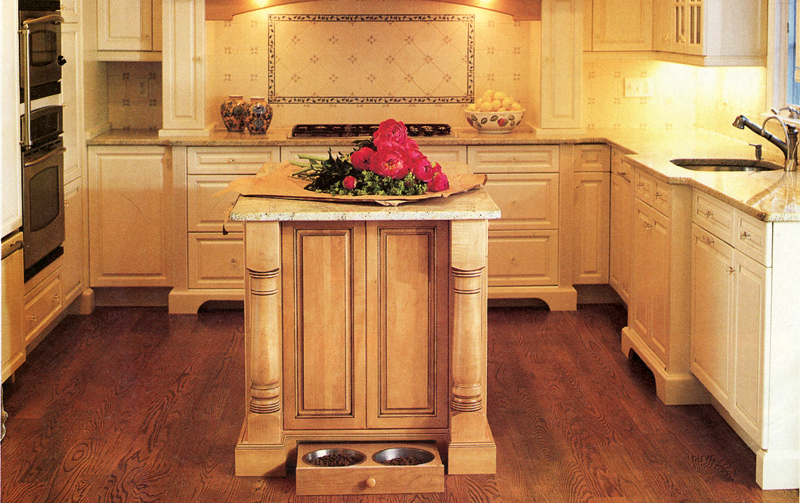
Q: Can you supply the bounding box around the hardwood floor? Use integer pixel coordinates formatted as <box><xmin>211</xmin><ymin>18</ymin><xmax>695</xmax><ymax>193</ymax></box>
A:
<box><xmin>1</xmin><ymin>304</ymin><xmax>797</xmax><ymax>502</ymax></box>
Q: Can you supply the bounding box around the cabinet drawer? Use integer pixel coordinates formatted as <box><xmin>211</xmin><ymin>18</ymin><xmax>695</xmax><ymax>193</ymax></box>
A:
<box><xmin>484</xmin><ymin>173</ymin><xmax>559</xmax><ymax>231</ymax></box>
<box><xmin>693</xmin><ymin>190</ymin><xmax>735</xmax><ymax>245</ymax></box>
<box><xmin>187</xmin><ymin>233</ymin><xmax>244</xmax><ymax>289</ymax></box>
<box><xmin>634</xmin><ymin>169</ymin><xmax>656</xmax><ymax>204</ymax></box>
<box><xmin>611</xmin><ymin>150</ymin><xmax>633</xmax><ymax>181</ymax></box>
<box><xmin>488</xmin><ymin>230</ymin><xmax>559</xmax><ymax>287</ymax></box>
<box><xmin>468</xmin><ymin>145</ymin><xmax>559</xmax><ymax>173</ymax></box>
<box><xmin>187</xmin><ymin>147</ymin><xmax>280</xmax><ymax>174</ymax></box>
<box><xmin>188</xmin><ymin>175</ymin><xmax>243</xmax><ymax>232</ymax></box>
<box><xmin>574</xmin><ymin>144</ymin><xmax>611</xmax><ymax>172</ymax></box>
<box><xmin>652</xmin><ymin>179</ymin><xmax>671</xmax><ymax>216</ymax></box>
<box><xmin>736</xmin><ymin>212</ymin><xmax>771</xmax><ymax>267</ymax></box>
<box><xmin>24</xmin><ymin>268</ymin><xmax>63</xmax><ymax>345</ymax></box>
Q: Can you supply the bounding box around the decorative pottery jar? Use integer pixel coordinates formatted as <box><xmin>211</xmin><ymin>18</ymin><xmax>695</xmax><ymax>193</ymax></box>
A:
<box><xmin>220</xmin><ymin>95</ymin><xmax>247</xmax><ymax>132</ymax></box>
<box><xmin>244</xmin><ymin>97</ymin><xmax>273</xmax><ymax>135</ymax></box>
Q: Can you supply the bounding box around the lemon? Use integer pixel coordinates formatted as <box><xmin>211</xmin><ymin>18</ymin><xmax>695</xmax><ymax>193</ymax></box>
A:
<box><xmin>479</xmin><ymin>101</ymin><xmax>493</xmax><ymax>112</ymax></box>
<box><xmin>466</xmin><ymin>104</ymin><xmax>477</xmax><ymax>111</ymax></box>
<box><xmin>511</xmin><ymin>101</ymin><xmax>522</xmax><ymax>111</ymax></box>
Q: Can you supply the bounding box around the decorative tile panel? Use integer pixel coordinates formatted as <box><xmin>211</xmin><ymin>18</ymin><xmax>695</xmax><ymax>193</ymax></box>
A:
<box><xmin>267</xmin><ymin>14</ymin><xmax>474</xmax><ymax>104</ymax></box>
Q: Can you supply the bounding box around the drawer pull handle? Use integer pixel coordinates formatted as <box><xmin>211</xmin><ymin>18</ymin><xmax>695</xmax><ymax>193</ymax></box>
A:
<box><xmin>228</xmin><ymin>158</ymin><xmax>235</xmax><ymax>163</ymax></box>
<box><xmin>637</xmin><ymin>182</ymin><xmax>645</xmax><ymax>189</ymax></box>
<box><xmin>643</xmin><ymin>222</ymin><xmax>653</xmax><ymax>229</ymax></box>
<box><xmin>30</xmin><ymin>314</ymin><xmax>38</xmax><ymax>322</ymax></box>
<box><xmin>619</xmin><ymin>171</ymin><xmax>627</xmax><ymax>176</ymax></box>
<box><xmin>655</xmin><ymin>191</ymin><xmax>662</xmax><ymax>199</ymax></box>
<box><xmin>231</xmin><ymin>258</ymin><xmax>237</xmax><ymax>265</ymax></box>
<box><xmin>704</xmin><ymin>210</ymin><xmax>713</xmax><ymax>218</ymax></box>
<box><xmin>700</xmin><ymin>236</ymin><xmax>714</xmax><ymax>246</ymax></box>
<box><xmin>365</xmin><ymin>477</ymin><xmax>377</xmax><ymax>488</ymax></box>
<box><xmin>740</xmin><ymin>231</ymin><xmax>751</xmax><ymax>240</ymax></box>
<box><xmin>727</xmin><ymin>267</ymin><xmax>736</xmax><ymax>274</ymax></box>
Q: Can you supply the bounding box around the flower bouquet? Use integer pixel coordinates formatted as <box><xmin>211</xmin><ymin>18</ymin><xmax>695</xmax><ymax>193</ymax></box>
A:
<box><xmin>290</xmin><ymin>119</ymin><xmax>451</xmax><ymax>196</ymax></box>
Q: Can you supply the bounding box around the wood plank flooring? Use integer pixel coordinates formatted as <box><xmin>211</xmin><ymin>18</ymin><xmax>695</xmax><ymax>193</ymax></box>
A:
<box><xmin>1</xmin><ymin>304</ymin><xmax>797</xmax><ymax>502</ymax></box>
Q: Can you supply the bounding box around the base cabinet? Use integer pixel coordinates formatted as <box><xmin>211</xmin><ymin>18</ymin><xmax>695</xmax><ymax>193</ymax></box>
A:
<box><xmin>2</xmin><ymin>235</ymin><xmax>25</xmax><ymax>381</ymax></box>
<box><xmin>572</xmin><ymin>144</ymin><xmax>610</xmax><ymax>284</ymax></box>
<box><xmin>622</xmin><ymin>168</ymin><xmax>707</xmax><ymax>405</ymax></box>
<box><xmin>88</xmin><ymin>146</ymin><xmax>173</xmax><ymax>287</ymax></box>
<box><xmin>609</xmin><ymin>151</ymin><xmax>633</xmax><ymax>303</ymax></box>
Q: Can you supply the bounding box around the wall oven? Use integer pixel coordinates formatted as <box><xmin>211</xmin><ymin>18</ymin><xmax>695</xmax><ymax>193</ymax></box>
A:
<box><xmin>19</xmin><ymin>0</ymin><xmax>65</xmax><ymax>105</ymax></box>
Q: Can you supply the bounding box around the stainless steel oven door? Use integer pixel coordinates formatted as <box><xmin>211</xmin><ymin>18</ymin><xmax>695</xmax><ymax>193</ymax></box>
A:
<box><xmin>19</xmin><ymin>11</ymin><xmax>65</xmax><ymax>138</ymax></box>
<box><xmin>22</xmin><ymin>139</ymin><xmax>65</xmax><ymax>270</ymax></box>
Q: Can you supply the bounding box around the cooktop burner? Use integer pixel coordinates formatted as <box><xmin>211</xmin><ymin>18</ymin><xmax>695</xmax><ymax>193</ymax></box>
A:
<box><xmin>291</xmin><ymin>123</ymin><xmax>451</xmax><ymax>138</ymax></box>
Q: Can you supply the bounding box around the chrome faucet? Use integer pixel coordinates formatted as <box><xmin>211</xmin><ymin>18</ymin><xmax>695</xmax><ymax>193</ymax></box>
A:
<box><xmin>732</xmin><ymin>113</ymin><xmax>798</xmax><ymax>171</ymax></box>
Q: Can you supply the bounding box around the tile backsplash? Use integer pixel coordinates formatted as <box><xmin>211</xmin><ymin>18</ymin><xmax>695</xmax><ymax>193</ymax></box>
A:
<box><xmin>106</xmin><ymin>0</ymin><xmax>769</xmax><ymax>139</ymax></box>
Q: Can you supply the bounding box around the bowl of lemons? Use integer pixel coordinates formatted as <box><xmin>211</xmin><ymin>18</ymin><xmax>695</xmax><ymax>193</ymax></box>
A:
<box><xmin>464</xmin><ymin>90</ymin><xmax>525</xmax><ymax>133</ymax></box>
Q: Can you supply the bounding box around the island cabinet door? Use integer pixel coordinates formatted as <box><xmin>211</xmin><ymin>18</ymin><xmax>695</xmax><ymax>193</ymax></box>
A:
<box><xmin>365</xmin><ymin>221</ymin><xmax>450</xmax><ymax>430</ymax></box>
<box><xmin>282</xmin><ymin>222</ymin><xmax>368</xmax><ymax>430</ymax></box>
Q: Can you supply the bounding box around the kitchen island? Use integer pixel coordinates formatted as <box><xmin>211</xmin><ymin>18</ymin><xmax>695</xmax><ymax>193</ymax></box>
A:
<box><xmin>227</xmin><ymin>176</ymin><xmax>501</xmax><ymax>481</ymax></box>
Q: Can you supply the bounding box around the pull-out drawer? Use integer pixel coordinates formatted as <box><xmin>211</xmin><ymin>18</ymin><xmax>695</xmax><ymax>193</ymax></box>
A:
<box><xmin>188</xmin><ymin>175</ymin><xmax>243</xmax><ymax>232</ymax></box>
<box><xmin>187</xmin><ymin>233</ymin><xmax>244</xmax><ymax>289</ymax></box>
<box><xmin>24</xmin><ymin>268</ymin><xmax>63</xmax><ymax>345</ymax></box>
<box><xmin>482</xmin><ymin>173</ymin><xmax>559</xmax><ymax>231</ymax></box>
<box><xmin>693</xmin><ymin>189</ymin><xmax>735</xmax><ymax>245</ymax></box>
<box><xmin>188</xmin><ymin>147</ymin><xmax>280</xmax><ymax>175</ymax></box>
<box><xmin>468</xmin><ymin>145</ymin><xmax>559</xmax><ymax>173</ymax></box>
<box><xmin>488</xmin><ymin>230</ymin><xmax>559</xmax><ymax>287</ymax></box>
<box><xmin>736</xmin><ymin>212</ymin><xmax>771</xmax><ymax>267</ymax></box>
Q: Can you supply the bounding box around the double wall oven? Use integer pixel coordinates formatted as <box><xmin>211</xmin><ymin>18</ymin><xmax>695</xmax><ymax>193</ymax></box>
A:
<box><xmin>19</xmin><ymin>0</ymin><xmax>66</xmax><ymax>280</ymax></box>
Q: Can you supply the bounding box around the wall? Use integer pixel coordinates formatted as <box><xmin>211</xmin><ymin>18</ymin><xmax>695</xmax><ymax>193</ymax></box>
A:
<box><xmin>106</xmin><ymin>63</ymin><xmax>162</xmax><ymax>131</ymax></box>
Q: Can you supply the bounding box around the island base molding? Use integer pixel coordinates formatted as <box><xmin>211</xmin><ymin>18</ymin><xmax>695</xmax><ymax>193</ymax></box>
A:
<box><xmin>488</xmin><ymin>285</ymin><xmax>577</xmax><ymax>311</ymax></box>
<box><xmin>621</xmin><ymin>327</ymin><xmax>711</xmax><ymax>406</ymax></box>
<box><xmin>168</xmin><ymin>288</ymin><xmax>243</xmax><ymax>314</ymax></box>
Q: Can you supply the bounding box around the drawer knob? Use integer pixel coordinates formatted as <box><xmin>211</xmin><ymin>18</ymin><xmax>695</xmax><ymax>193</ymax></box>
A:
<box><xmin>705</xmin><ymin>210</ymin><xmax>713</xmax><ymax>218</ymax></box>
<box><xmin>228</xmin><ymin>158</ymin><xmax>235</xmax><ymax>163</ymax></box>
<box><xmin>655</xmin><ymin>191</ymin><xmax>662</xmax><ymax>199</ymax></box>
<box><xmin>740</xmin><ymin>231</ymin><xmax>751</xmax><ymax>240</ymax></box>
<box><xmin>365</xmin><ymin>477</ymin><xmax>377</xmax><ymax>488</ymax></box>
<box><xmin>637</xmin><ymin>182</ymin><xmax>645</xmax><ymax>189</ymax></box>
<box><xmin>231</xmin><ymin>258</ymin><xmax>238</xmax><ymax>265</ymax></box>
<box><xmin>727</xmin><ymin>266</ymin><xmax>736</xmax><ymax>274</ymax></box>
<box><xmin>643</xmin><ymin>222</ymin><xmax>652</xmax><ymax>230</ymax></box>
<box><xmin>700</xmin><ymin>236</ymin><xmax>714</xmax><ymax>246</ymax></box>
<box><xmin>30</xmin><ymin>314</ymin><xmax>38</xmax><ymax>322</ymax></box>
<box><xmin>619</xmin><ymin>171</ymin><xmax>627</xmax><ymax>177</ymax></box>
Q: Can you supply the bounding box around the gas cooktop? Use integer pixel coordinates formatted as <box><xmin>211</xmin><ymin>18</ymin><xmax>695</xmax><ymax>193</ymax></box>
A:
<box><xmin>290</xmin><ymin>123</ymin><xmax>452</xmax><ymax>138</ymax></box>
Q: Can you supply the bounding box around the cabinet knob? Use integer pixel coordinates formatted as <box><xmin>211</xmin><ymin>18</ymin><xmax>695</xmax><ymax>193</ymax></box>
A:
<box><xmin>228</xmin><ymin>158</ymin><xmax>236</xmax><ymax>163</ymax></box>
<box><xmin>365</xmin><ymin>477</ymin><xmax>377</xmax><ymax>488</ymax></box>
<box><xmin>30</xmin><ymin>314</ymin><xmax>38</xmax><ymax>322</ymax></box>
<box><xmin>700</xmin><ymin>235</ymin><xmax>714</xmax><ymax>246</ymax></box>
<box><xmin>231</xmin><ymin>258</ymin><xmax>238</xmax><ymax>265</ymax></box>
<box><xmin>655</xmin><ymin>192</ymin><xmax>662</xmax><ymax>199</ymax></box>
<box><xmin>643</xmin><ymin>222</ymin><xmax>653</xmax><ymax>230</ymax></box>
<box><xmin>740</xmin><ymin>231</ymin><xmax>751</xmax><ymax>240</ymax></box>
<box><xmin>705</xmin><ymin>210</ymin><xmax>713</xmax><ymax>218</ymax></box>
<box><xmin>618</xmin><ymin>171</ymin><xmax>627</xmax><ymax>177</ymax></box>
<box><xmin>727</xmin><ymin>266</ymin><xmax>736</xmax><ymax>274</ymax></box>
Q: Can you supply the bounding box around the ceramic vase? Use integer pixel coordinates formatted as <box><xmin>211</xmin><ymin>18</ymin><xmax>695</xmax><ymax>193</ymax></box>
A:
<box><xmin>244</xmin><ymin>97</ymin><xmax>272</xmax><ymax>135</ymax></box>
<box><xmin>220</xmin><ymin>95</ymin><xmax>247</xmax><ymax>132</ymax></box>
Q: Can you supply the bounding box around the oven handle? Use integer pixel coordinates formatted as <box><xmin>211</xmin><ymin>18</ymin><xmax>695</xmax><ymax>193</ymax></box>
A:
<box><xmin>24</xmin><ymin>147</ymin><xmax>66</xmax><ymax>168</ymax></box>
<box><xmin>2</xmin><ymin>240</ymin><xmax>24</xmax><ymax>260</ymax></box>
<box><xmin>19</xmin><ymin>15</ymin><xmax>65</xmax><ymax>149</ymax></box>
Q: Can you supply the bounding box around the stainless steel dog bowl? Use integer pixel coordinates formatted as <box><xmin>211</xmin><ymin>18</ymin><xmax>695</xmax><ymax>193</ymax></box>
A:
<box><xmin>372</xmin><ymin>447</ymin><xmax>435</xmax><ymax>466</ymax></box>
<box><xmin>301</xmin><ymin>448</ymin><xmax>367</xmax><ymax>467</ymax></box>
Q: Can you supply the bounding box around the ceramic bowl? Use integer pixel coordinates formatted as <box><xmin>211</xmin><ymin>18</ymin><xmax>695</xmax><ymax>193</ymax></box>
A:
<box><xmin>464</xmin><ymin>109</ymin><xmax>525</xmax><ymax>134</ymax></box>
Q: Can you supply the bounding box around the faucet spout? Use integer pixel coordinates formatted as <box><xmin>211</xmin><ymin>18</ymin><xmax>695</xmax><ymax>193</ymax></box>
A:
<box><xmin>732</xmin><ymin>114</ymin><xmax>797</xmax><ymax>171</ymax></box>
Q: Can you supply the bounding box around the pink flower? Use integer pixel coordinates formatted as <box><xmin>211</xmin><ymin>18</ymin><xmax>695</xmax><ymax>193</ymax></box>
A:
<box><xmin>373</xmin><ymin>119</ymin><xmax>408</xmax><ymax>148</ymax></box>
<box><xmin>370</xmin><ymin>144</ymin><xmax>412</xmax><ymax>179</ymax></box>
<box><xmin>342</xmin><ymin>175</ymin><xmax>357</xmax><ymax>190</ymax></box>
<box><xmin>410</xmin><ymin>155</ymin><xmax>435</xmax><ymax>183</ymax></box>
<box><xmin>350</xmin><ymin>146</ymin><xmax>374</xmax><ymax>171</ymax></box>
<box><xmin>432</xmin><ymin>162</ymin><xmax>442</xmax><ymax>174</ymax></box>
<box><xmin>428</xmin><ymin>171</ymin><xmax>449</xmax><ymax>192</ymax></box>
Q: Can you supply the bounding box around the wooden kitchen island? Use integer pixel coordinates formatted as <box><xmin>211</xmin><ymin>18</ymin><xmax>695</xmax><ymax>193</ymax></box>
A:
<box><xmin>227</xmin><ymin>184</ymin><xmax>501</xmax><ymax>479</ymax></box>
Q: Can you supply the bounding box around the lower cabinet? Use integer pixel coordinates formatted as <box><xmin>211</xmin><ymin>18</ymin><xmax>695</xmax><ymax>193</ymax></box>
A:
<box><xmin>609</xmin><ymin>151</ymin><xmax>633</xmax><ymax>304</ymax></box>
<box><xmin>281</xmin><ymin>221</ymin><xmax>450</xmax><ymax>431</ymax></box>
<box><xmin>572</xmin><ymin>144</ymin><xmax>610</xmax><ymax>284</ymax></box>
<box><xmin>88</xmin><ymin>146</ymin><xmax>173</xmax><ymax>287</ymax></box>
<box><xmin>2</xmin><ymin>235</ymin><xmax>25</xmax><ymax>381</ymax></box>
<box><xmin>63</xmin><ymin>178</ymin><xmax>85</xmax><ymax>304</ymax></box>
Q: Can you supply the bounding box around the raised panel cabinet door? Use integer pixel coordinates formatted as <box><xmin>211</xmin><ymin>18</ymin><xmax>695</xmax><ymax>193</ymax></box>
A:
<box><xmin>591</xmin><ymin>0</ymin><xmax>653</xmax><ymax>51</ymax></box>
<box><xmin>187</xmin><ymin>233</ymin><xmax>244</xmax><ymax>290</ymax></box>
<box><xmin>282</xmin><ymin>223</ymin><xmax>367</xmax><ymax>430</ymax></box>
<box><xmin>488</xmin><ymin>229</ymin><xmax>559</xmax><ymax>288</ymax></box>
<box><xmin>482</xmin><ymin>173</ymin><xmax>559</xmax><ymax>231</ymax></box>
<box><xmin>647</xmin><ymin>206</ymin><xmax>671</xmax><ymax>365</ymax></box>
<box><xmin>366</xmin><ymin>222</ymin><xmax>449</xmax><ymax>429</ymax></box>
<box><xmin>2</xmin><ymin>237</ymin><xmax>25</xmax><ymax>382</ymax></box>
<box><xmin>88</xmin><ymin>146</ymin><xmax>172</xmax><ymax>287</ymax></box>
<box><xmin>690</xmin><ymin>224</ymin><xmax>734</xmax><ymax>405</ymax></box>
<box><xmin>98</xmin><ymin>0</ymin><xmax>153</xmax><ymax>52</ymax></box>
<box><xmin>732</xmin><ymin>251</ymin><xmax>769</xmax><ymax>446</ymax></box>
<box><xmin>630</xmin><ymin>202</ymin><xmax>654</xmax><ymax>344</ymax></box>
<box><xmin>187</xmin><ymin>175</ymin><xmax>243</xmax><ymax>233</ymax></box>
<box><xmin>573</xmin><ymin>172</ymin><xmax>610</xmax><ymax>284</ymax></box>
<box><xmin>609</xmin><ymin>172</ymin><xmax>633</xmax><ymax>303</ymax></box>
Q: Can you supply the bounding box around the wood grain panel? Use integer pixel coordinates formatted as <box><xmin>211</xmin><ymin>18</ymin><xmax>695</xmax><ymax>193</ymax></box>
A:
<box><xmin>282</xmin><ymin>223</ymin><xmax>366</xmax><ymax>430</ymax></box>
<box><xmin>367</xmin><ymin>222</ymin><xmax>449</xmax><ymax>429</ymax></box>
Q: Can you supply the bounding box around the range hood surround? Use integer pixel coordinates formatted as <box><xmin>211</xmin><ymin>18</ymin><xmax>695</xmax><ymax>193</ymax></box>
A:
<box><xmin>205</xmin><ymin>0</ymin><xmax>540</xmax><ymax>21</ymax></box>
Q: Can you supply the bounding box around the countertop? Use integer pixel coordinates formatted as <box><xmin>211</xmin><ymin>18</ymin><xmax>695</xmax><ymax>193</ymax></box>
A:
<box><xmin>88</xmin><ymin>126</ymin><xmax>800</xmax><ymax>222</ymax></box>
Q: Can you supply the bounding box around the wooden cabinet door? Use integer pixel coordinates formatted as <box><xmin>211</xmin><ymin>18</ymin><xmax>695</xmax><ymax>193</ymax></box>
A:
<box><xmin>88</xmin><ymin>146</ymin><xmax>173</xmax><ymax>287</ymax></box>
<box><xmin>690</xmin><ymin>224</ymin><xmax>734</xmax><ymax>404</ymax></box>
<box><xmin>62</xmin><ymin>179</ymin><xmax>84</xmax><ymax>303</ymax></box>
<box><xmin>2</xmin><ymin>237</ymin><xmax>25</xmax><ymax>382</ymax></box>
<box><xmin>591</xmin><ymin>0</ymin><xmax>653</xmax><ymax>51</ymax></box>
<box><xmin>609</xmin><ymin>172</ymin><xmax>633</xmax><ymax>303</ymax></box>
<box><xmin>573</xmin><ymin>172</ymin><xmax>610</xmax><ymax>284</ymax></box>
<box><xmin>282</xmin><ymin>222</ymin><xmax>367</xmax><ymax>430</ymax></box>
<box><xmin>630</xmin><ymin>201</ymin><xmax>654</xmax><ymax>345</ymax></box>
<box><xmin>732</xmin><ymin>251</ymin><xmax>768</xmax><ymax>446</ymax></box>
<box><xmin>648</xmin><ymin>205</ymin><xmax>671</xmax><ymax>365</ymax></box>
<box><xmin>366</xmin><ymin>222</ymin><xmax>449</xmax><ymax>430</ymax></box>
<box><xmin>98</xmin><ymin>0</ymin><xmax>154</xmax><ymax>52</ymax></box>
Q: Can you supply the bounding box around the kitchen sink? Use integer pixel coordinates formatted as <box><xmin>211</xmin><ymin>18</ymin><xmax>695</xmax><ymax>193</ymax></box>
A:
<box><xmin>671</xmin><ymin>158</ymin><xmax>783</xmax><ymax>172</ymax></box>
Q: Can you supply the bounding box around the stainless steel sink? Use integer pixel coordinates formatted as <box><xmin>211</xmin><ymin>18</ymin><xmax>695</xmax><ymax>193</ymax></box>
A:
<box><xmin>671</xmin><ymin>158</ymin><xmax>783</xmax><ymax>172</ymax></box>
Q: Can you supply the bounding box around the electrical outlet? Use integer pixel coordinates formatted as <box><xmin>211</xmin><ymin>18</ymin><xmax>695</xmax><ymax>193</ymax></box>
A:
<box><xmin>624</xmin><ymin>78</ymin><xmax>652</xmax><ymax>98</ymax></box>
<box><xmin>137</xmin><ymin>79</ymin><xmax>148</xmax><ymax>97</ymax></box>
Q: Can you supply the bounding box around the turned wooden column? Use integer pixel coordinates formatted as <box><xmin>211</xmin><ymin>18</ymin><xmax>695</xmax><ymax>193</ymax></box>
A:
<box><xmin>243</xmin><ymin>221</ymin><xmax>283</xmax><ymax>444</ymax></box>
<box><xmin>448</xmin><ymin>219</ymin><xmax>496</xmax><ymax>474</ymax></box>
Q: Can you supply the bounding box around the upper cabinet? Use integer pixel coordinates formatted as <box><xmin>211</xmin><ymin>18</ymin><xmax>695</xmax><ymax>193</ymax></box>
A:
<box><xmin>586</xmin><ymin>0</ymin><xmax>652</xmax><ymax>52</ymax></box>
<box><xmin>586</xmin><ymin>0</ymin><xmax>767</xmax><ymax>66</ymax></box>
<box><xmin>97</xmin><ymin>0</ymin><xmax>162</xmax><ymax>61</ymax></box>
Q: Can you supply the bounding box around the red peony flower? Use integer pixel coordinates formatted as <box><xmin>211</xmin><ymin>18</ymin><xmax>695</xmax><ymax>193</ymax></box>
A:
<box><xmin>432</xmin><ymin>162</ymin><xmax>442</xmax><ymax>174</ymax></box>
<box><xmin>342</xmin><ymin>175</ymin><xmax>357</xmax><ymax>190</ymax></box>
<box><xmin>373</xmin><ymin>119</ymin><xmax>408</xmax><ymax>148</ymax></box>
<box><xmin>410</xmin><ymin>155</ymin><xmax>435</xmax><ymax>183</ymax></box>
<box><xmin>350</xmin><ymin>146</ymin><xmax>374</xmax><ymax>171</ymax></box>
<box><xmin>370</xmin><ymin>144</ymin><xmax>412</xmax><ymax>179</ymax></box>
<box><xmin>428</xmin><ymin>171</ymin><xmax>449</xmax><ymax>192</ymax></box>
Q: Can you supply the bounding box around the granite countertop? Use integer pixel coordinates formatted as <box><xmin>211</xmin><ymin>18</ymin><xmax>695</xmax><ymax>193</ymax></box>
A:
<box><xmin>88</xmin><ymin>126</ymin><xmax>800</xmax><ymax>222</ymax></box>
<box><xmin>228</xmin><ymin>186</ymin><xmax>501</xmax><ymax>222</ymax></box>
